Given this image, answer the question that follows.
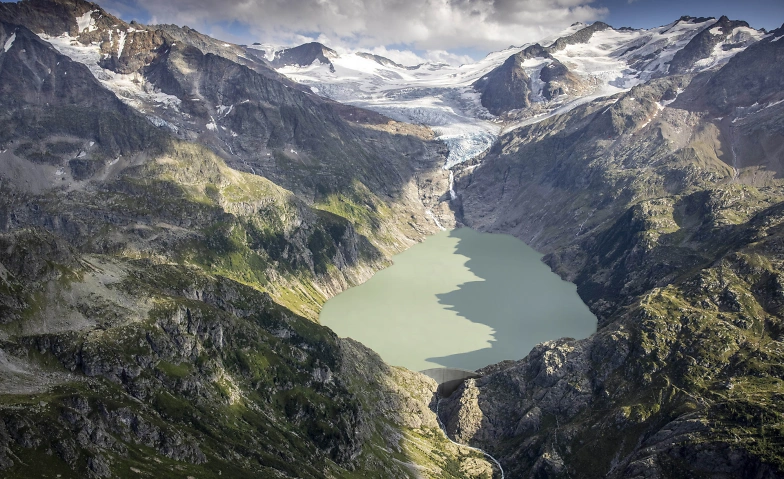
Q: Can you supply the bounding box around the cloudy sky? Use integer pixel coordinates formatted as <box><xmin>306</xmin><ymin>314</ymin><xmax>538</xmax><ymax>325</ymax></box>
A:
<box><xmin>100</xmin><ymin>0</ymin><xmax>784</xmax><ymax>65</ymax></box>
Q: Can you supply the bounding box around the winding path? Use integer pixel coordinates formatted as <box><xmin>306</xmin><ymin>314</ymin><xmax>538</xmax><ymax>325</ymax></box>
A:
<box><xmin>435</xmin><ymin>394</ymin><xmax>505</xmax><ymax>479</ymax></box>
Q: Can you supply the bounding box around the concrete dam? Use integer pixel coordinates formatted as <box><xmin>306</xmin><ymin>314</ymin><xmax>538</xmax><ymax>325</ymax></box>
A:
<box><xmin>420</xmin><ymin>368</ymin><xmax>482</xmax><ymax>397</ymax></box>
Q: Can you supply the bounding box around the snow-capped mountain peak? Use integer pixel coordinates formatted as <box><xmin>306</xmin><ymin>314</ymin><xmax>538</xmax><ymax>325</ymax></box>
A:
<box><xmin>268</xmin><ymin>16</ymin><xmax>765</xmax><ymax>168</ymax></box>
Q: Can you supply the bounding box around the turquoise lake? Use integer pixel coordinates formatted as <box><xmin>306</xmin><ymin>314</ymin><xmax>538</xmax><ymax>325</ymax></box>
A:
<box><xmin>319</xmin><ymin>228</ymin><xmax>597</xmax><ymax>371</ymax></box>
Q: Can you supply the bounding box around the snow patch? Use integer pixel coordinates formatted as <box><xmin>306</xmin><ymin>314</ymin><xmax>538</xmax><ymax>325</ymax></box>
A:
<box><xmin>116</xmin><ymin>30</ymin><xmax>126</xmax><ymax>56</ymax></box>
<box><xmin>216</xmin><ymin>104</ymin><xmax>234</xmax><ymax>117</ymax></box>
<box><xmin>38</xmin><ymin>33</ymin><xmax>182</xmax><ymax>112</ymax></box>
<box><xmin>765</xmin><ymin>98</ymin><xmax>784</xmax><ymax>109</ymax></box>
<box><xmin>638</xmin><ymin>102</ymin><xmax>665</xmax><ymax>130</ymax></box>
<box><xmin>147</xmin><ymin>115</ymin><xmax>177</xmax><ymax>131</ymax></box>
<box><xmin>522</xmin><ymin>58</ymin><xmax>553</xmax><ymax>103</ymax></box>
<box><xmin>3</xmin><ymin>31</ymin><xmax>15</xmax><ymax>53</ymax></box>
<box><xmin>661</xmin><ymin>90</ymin><xmax>681</xmax><ymax>107</ymax></box>
<box><xmin>247</xmin><ymin>43</ymin><xmax>279</xmax><ymax>61</ymax></box>
<box><xmin>694</xmin><ymin>27</ymin><xmax>764</xmax><ymax>71</ymax></box>
<box><xmin>76</xmin><ymin>10</ymin><xmax>98</xmax><ymax>34</ymax></box>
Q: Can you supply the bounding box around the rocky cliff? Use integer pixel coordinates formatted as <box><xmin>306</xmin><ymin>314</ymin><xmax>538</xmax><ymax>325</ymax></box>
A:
<box><xmin>271</xmin><ymin>42</ymin><xmax>338</xmax><ymax>72</ymax></box>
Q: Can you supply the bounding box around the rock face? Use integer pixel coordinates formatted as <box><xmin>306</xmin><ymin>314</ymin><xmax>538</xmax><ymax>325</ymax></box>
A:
<box><xmin>271</xmin><ymin>41</ymin><xmax>338</xmax><ymax>72</ymax></box>
<box><xmin>668</xmin><ymin>16</ymin><xmax>756</xmax><ymax>74</ymax></box>
<box><xmin>355</xmin><ymin>51</ymin><xmax>420</xmax><ymax>70</ymax></box>
<box><xmin>473</xmin><ymin>43</ymin><xmax>583</xmax><ymax>115</ymax></box>
<box><xmin>473</xmin><ymin>51</ymin><xmax>533</xmax><ymax>115</ymax></box>
<box><xmin>443</xmin><ymin>19</ymin><xmax>784</xmax><ymax>479</ymax></box>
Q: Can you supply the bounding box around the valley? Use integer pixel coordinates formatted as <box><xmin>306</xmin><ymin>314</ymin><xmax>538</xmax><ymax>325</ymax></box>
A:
<box><xmin>0</xmin><ymin>0</ymin><xmax>782</xmax><ymax>477</ymax></box>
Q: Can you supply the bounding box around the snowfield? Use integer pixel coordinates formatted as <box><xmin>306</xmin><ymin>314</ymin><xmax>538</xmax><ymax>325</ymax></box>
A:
<box><xmin>278</xmin><ymin>50</ymin><xmax>508</xmax><ymax>168</ymax></box>
<box><xmin>3</xmin><ymin>31</ymin><xmax>15</xmax><ymax>52</ymax></box>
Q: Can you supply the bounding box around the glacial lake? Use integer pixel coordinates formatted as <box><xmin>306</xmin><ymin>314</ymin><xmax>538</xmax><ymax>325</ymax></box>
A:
<box><xmin>319</xmin><ymin>228</ymin><xmax>597</xmax><ymax>372</ymax></box>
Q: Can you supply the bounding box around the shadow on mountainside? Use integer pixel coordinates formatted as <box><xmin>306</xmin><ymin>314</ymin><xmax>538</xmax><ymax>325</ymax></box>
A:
<box><xmin>426</xmin><ymin>228</ymin><xmax>597</xmax><ymax>370</ymax></box>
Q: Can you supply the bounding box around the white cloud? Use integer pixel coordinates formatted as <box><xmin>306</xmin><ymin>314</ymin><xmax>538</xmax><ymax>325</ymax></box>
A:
<box><xmin>133</xmin><ymin>0</ymin><xmax>607</xmax><ymax>60</ymax></box>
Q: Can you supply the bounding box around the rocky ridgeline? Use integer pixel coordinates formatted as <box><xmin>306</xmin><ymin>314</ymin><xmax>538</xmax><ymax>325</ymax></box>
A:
<box><xmin>270</xmin><ymin>42</ymin><xmax>339</xmax><ymax>72</ymax></box>
<box><xmin>474</xmin><ymin>16</ymin><xmax>766</xmax><ymax>117</ymax></box>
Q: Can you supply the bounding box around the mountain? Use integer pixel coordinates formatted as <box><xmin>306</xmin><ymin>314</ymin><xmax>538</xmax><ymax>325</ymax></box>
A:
<box><xmin>0</xmin><ymin>1</ymin><xmax>486</xmax><ymax>477</ymax></box>
<box><xmin>438</xmin><ymin>22</ymin><xmax>784</xmax><ymax>478</ymax></box>
<box><xmin>472</xmin><ymin>16</ymin><xmax>763</xmax><ymax>116</ymax></box>
<box><xmin>472</xmin><ymin>43</ymin><xmax>584</xmax><ymax>115</ymax></box>
<box><xmin>271</xmin><ymin>42</ymin><xmax>338</xmax><ymax>72</ymax></box>
<box><xmin>667</xmin><ymin>16</ymin><xmax>760</xmax><ymax>74</ymax></box>
<box><xmin>264</xmin><ymin>16</ymin><xmax>766</xmax><ymax>168</ymax></box>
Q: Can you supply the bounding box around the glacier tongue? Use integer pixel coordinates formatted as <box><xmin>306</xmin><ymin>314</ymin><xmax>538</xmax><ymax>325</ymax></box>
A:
<box><xmin>343</xmin><ymin>90</ymin><xmax>498</xmax><ymax>169</ymax></box>
<box><xmin>278</xmin><ymin>52</ymin><xmax>503</xmax><ymax>168</ymax></box>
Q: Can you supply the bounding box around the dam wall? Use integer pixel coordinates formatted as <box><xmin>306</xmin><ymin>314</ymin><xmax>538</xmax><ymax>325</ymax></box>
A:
<box><xmin>420</xmin><ymin>368</ymin><xmax>482</xmax><ymax>397</ymax></box>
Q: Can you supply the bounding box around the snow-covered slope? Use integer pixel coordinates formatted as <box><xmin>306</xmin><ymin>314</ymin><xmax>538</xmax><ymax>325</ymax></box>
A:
<box><xmin>272</xmin><ymin>17</ymin><xmax>765</xmax><ymax>168</ymax></box>
<box><xmin>38</xmin><ymin>32</ymin><xmax>182</xmax><ymax>117</ymax></box>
